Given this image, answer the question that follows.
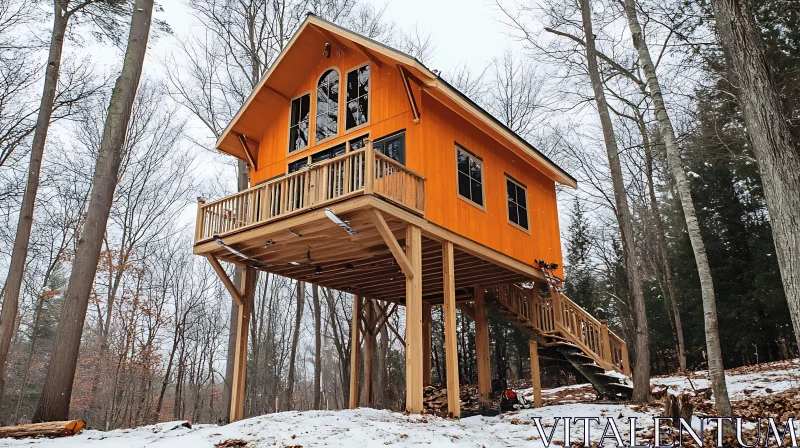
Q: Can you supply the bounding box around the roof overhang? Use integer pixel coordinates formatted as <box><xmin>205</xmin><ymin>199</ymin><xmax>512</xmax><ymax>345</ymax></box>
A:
<box><xmin>216</xmin><ymin>14</ymin><xmax>578</xmax><ymax>190</ymax></box>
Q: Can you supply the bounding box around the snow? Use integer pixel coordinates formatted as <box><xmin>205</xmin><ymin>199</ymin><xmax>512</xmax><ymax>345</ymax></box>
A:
<box><xmin>3</xmin><ymin>359</ymin><xmax>798</xmax><ymax>447</ymax></box>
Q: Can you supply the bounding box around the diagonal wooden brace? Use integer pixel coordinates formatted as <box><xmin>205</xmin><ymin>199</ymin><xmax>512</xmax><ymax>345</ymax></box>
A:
<box><xmin>369</xmin><ymin>209</ymin><xmax>414</xmax><ymax>279</ymax></box>
<box><xmin>206</xmin><ymin>254</ymin><xmax>244</xmax><ymax>306</ymax></box>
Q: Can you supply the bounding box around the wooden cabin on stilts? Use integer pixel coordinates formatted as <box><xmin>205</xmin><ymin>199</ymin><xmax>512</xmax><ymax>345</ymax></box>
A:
<box><xmin>192</xmin><ymin>14</ymin><xmax>631</xmax><ymax>422</ymax></box>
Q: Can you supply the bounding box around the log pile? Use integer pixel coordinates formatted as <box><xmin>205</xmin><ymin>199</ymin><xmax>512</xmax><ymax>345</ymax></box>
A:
<box><xmin>422</xmin><ymin>384</ymin><xmax>483</xmax><ymax>416</ymax></box>
<box><xmin>0</xmin><ymin>420</ymin><xmax>85</xmax><ymax>439</ymax></box>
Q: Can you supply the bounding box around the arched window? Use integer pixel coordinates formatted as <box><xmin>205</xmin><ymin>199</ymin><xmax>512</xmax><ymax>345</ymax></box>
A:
<box><xmin>315</xmin><ymin>69</ymin><xmax>339</xmax><ymax>141</ymax></box>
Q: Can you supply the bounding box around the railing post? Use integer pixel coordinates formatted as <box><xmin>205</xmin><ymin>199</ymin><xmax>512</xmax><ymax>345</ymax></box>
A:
<box><xmin>364</xmin><ymin>141</ymin><xmax>375</xmax><ymax>194</ymax></box>
<box><xmin>620</xmin><ymin>341</ymin><xmax>631</xmax><ymax>376</ymax></box>
<box><xmin>600</xmin><ymin>319</ymin><xmax>611</xmax><ymax>363</ymax></box>
<box><xmin>195</xmin><ymin>197</ymin><xmax>206</xmax><ymax>242</ymax></box>
<box><xmin>552</xmin><ymin>288</ymin><xmax>562</xmax><ymax>327</ymax></box>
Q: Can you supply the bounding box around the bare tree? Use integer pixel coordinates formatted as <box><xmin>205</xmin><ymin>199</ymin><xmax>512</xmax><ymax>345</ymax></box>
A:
<box><xmin>622</xmin><ymin>0</ymin><xmax>732</xmax><ymax>415</ymax></box>
<box><xmin>33</xmin><ymin>0</ymin><xmax>155</xmax><ymax>422</ymax></box>
<box><xmin>578</xmin><ymin>0</ymin><xmax>650</xmax><ymax>402</ymax></box>
<box><xmin>0</xmin><ymin>0</ymin><xmax>129</xmax><ymax>401</ymax></box>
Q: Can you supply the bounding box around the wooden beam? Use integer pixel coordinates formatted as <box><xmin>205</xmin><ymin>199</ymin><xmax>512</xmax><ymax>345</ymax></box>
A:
<box><xmin>398</xmin><ymin>65</ymin><xmax>420</xmax><ymax>124</ymax></box>
<box><xmin>230</xmin><ymin>267</ymin><xmax>257</xmax><ymax>422</ymax></box>
<box><xmin>442</xmin><ymin>240</ymin><xmax>460</xmax><ymax>418</ymax></box>
<box><xmin>352</xmin><ymin>41</ymin><xmax>382</xmax><ymax>67</ymax></box>
<box><xmin>474</xmin><ymin>286</ymin><xmax>491</xmax><ymax>404</ymax></box>
<box><xmin>405</xmin><ymin>225</ymin><xmax>423</xmax><ymax>413</ymax></box>
<box><xmin>422</xmin><ymin>303</ymin><xmax>432</xmax><ymax>386</ymax></box>
<box><xmin>349</xmin><ymin>295</ymin><xmax>362</xmax><ymax>408</ymax></box>
<box><xmin>237</xmin><ymin>133</ymin><xmax>257</xmax><ymax>168</ymax></box>
<box><xmin>206</xmin><ymin>255</ymin><xmax>244</xmax><ymax>306</ymax></box>
<box><xmin>529</xmin><ymin>340</ymin><xmax>543</xmax><ymax>408</ymax></box>
<box><xmin>369</xmin><ymin>210</ymin><xmax>413</xmax><ymax>279</ymax></box>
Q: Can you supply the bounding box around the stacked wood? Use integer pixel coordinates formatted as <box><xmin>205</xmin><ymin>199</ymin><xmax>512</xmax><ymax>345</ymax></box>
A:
<box><xmin>0</xmin><ymin>420</ymin><xmax>85</xmax><ymax>439</ymax></box>
<box><xmin>422</xmin><ymin>384</ymin><xmax>483</xmax><ymax>416</ymax></box>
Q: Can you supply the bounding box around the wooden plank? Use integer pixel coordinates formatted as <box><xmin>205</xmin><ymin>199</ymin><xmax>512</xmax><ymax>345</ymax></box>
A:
<box><xmin>422</xmin><ymin>303</ymin><xmax>432</xmax><ymax>386</ymax></box>
<box><xmin>456</xmin><ymin>302</ymin><xmax>476</xmax><ymax>321</ymax></box>
<box><xmin>206</xmin><ymin>255</ymin><xmax>244</xmax><ymax>306</ymax></box>
<box><xmin>398</xmin><ymin>65</ymin><xmax>420</xmax><ymax>124</ymax></box>
<box><xmin>230</xmin><ymin>267</ymin><xmax>257</xmax><ymax>422</ymax></box>
<box><xmin>0</xmin><ymin>420</ymin><xmax>85</xmax><ymax>439</ymax></box>
<box><xmin>237</xmin><ymin>133</ymin><xmax>257</xmax><ymax>168</ymax></box>
<box><xmin>474</xmin><ymin>286</ymin><xmax>491</xmax><ymax>404</ymax></box>
<box><xmin>349</xmin><ymin>294</ymin><xmax>362</xmax><ymax>408</ymax></box>
<box><xmin>529</xmin><ymin>340</ymin><xmax>543</xmax><ymax>408</ymax></box>
<box><xmin>442</xmin><ymin>240</ymin><xmax>460</xmax><ymax>418</ymax></box>
<box><xmin>405</xmin><ymin>224</ymin><xmax>423</xmax><ymax>413</ymax></box>
<box><xmin>369</xmin><ymin>210</ymin><xmax>413</xmax><ymax>279</ymax></box>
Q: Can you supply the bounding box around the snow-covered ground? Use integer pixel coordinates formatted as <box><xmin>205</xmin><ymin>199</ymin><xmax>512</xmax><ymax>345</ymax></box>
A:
<box><xmin>3</xmin><ymin>359</ymin><xmax>798</xmax><ymax>448</ymax></box>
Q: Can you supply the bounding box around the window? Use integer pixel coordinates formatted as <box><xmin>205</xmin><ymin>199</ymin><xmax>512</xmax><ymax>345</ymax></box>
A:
<box><xmin>310</xmin><ymin>143</ymin><xmax>346</xmax><ymax>163</ymax></box>
<box><xmin>456</xmin><ymin>146</ymin><xmax>483</xmax><ymax>207</ymax></box>
<box><xmin>506</xmin><ymin>176</ymin><xmax>529</xmax><ymax>230</ymax></box>
<box><xmin>345</xmin><ymin>64</ymin><xmax>369</xmax><ymax>129</ymax></box>
<box><xmin>288</xmin><ymin>158</ymin><xmax>308</xmax><ymax>173</ymax></box>
<box><xmin>289</xmin><ymin>94</ymin><xmax>310</xmax><ymax>152</ymax></box>
<box><xmin>374</xmin><ymin>131</ymin><xmax>405</xmax><ymax>164</ymax></box>
<box><xmin>349</xmin><ymin>135</ymin><xmax>367</xmax><ymax>151</ymax></box>
<box><xmin>315</xmin><ymin>70</ymin><xmax>339</xmax><ymax>141</ymax></box>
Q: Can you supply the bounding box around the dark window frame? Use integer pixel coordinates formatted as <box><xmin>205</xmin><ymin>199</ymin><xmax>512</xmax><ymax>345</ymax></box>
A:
<box><xmin>373</xmin><ymin>130</ymin><xmax>406</xmax><ymax>165</ymax></box>
<box><xmin>288</xmin><ymin>92</ymin><xmax>311</xmax><ymax>153</ymax></box>
<box><xmin>315</xmin><ymin>68</ymin><xmax>340</xmax><ymax>144</ymax></box>
<box><xmin>455</xmin><ymin>144</ymin><xmax>485</xmax><ymax>210</ymax></box>
<box><xmin>345</xmin><ymin>63</ymin><xmax>370</xmax><ymax>131</ymax></box>
<box><xmin>505</xmin><ymin>174</ymin><xmax>530</xmax><ymax>232</ymax></box>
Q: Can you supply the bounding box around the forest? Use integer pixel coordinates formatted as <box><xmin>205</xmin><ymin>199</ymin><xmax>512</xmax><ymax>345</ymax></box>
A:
<box><xmin>0</xmin><ymin>0</ymin><xmax>798</xmax><ymax>431</ymax></box>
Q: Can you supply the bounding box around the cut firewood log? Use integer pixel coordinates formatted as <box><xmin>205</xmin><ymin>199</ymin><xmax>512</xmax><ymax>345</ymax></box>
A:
<box><xmin>0</xmin><ymin>420</ymin><xmax>85</xmax><ymax>439</ymax></box>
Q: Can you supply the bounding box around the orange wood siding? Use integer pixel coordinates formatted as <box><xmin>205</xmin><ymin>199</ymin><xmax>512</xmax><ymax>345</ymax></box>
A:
<box><xmin>411</xmin><ymin>94</ymin><xmax>563</xmax><ymax>274</ymax></box>
<box><xmin>246</xmin><ymin>30</ymin><xmax>563</xmax><ymax>274</ymax></box>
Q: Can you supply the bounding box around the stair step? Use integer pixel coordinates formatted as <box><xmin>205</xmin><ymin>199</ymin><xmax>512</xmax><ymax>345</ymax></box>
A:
<box><xmin>581</xmin><ymin>363</ymin><xmax>604</xmax><ymax>371</ymax></box>
<box><xmin>605</xmin><ymin>382</ymin><xmax>634</xmax><ymax>390</ymax></box>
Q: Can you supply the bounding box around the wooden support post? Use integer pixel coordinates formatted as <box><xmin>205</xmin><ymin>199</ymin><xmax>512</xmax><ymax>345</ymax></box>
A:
<box><xmin>621</xmin><ymin>341</ymin><xmax>631</xmax><ymax>376</ymax></box>
<box><xmin>349</xmin><ymin>295</ymin><xmax>362</xmax><ymax>408</ymax></box>
<box><xmin>600</xmin><ymin>320</ymin><xmax>611</xmax><ymax>363</ymax></box>
<box><xmin>364</xmin><ymin>141</ymin><xmax>375</xmax><ymax>194</ymax></box>
<box><xmin>422</xmin><ymin>303</ymin><xmax>432</xmax><ymax>386</ymax></box>
<box><xmin>474</xmin><ymin>286</ymin><xmax>491</xmax><ymax>405</ymax></box>
<box><xmin>405</xmin><ymin>225</ymin><xmax>423</xmax><ymax>413</ymax></box>
<box><xmin>230</xmin><ymin>267</ymin><xmax>257</xmax><ymax>422</ymax></box>
<box><xmin>195</xmin><ymin>197</ymin><xmax>206</xmax><ymax>242</ymax></box>
<box><xmin>529</xmin><ymin>340</ymin><xmax>543</xmax><ymax>408</ymax></box>
<box><xmin>364</xmin><ymin>299</ymin><xmax>376</xmax><ymax>407</ymax></box>
<box><xmin>442</xmin><ymin>241</ymin><xmax>460</xmax><ymax>418</ymax></box>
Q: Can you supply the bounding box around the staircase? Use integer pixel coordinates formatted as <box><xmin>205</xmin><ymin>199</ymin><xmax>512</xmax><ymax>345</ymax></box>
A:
<box><xmin>486</xmin><ymin>284</ymin><xmax>633</xmax><ymax>400</ymax></box>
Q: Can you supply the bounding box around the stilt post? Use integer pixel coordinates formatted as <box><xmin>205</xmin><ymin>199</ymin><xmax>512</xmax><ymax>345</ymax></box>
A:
<box><xmin>528</xmin><ymin>340</ymin><xmax>543</xmax><ymax>408</ymax></box>
<box><xmin>474</xmin><ymin>286</ymin><xmax>491</xmax><ymax>404</ymax></box>
<box><xmin>364</xmin><ymin>299</ymin><xmax>376</xmax><ymax>407</ymax></box>
<box><xmin>422</xmin><ymin>303</ymin><xmax>432</xmax><ymax>386</ymax></box>
<box><xmin>405</xmin><ymin>225</ymin><xmax>423</xmax><ymax>413</ymax></box>
<box><xmin>230</xmin><ymin>266</ymin><xmax>257</xmax><ymax>422</ymax></box>
<box><xmin>442</xmin><ymin>241</ymin><xmax>460</xmax><ymax>417</ymax></box>
<box><xmin>349</xmin><ymin>295</ymin><xmax>362</xmax><ymax>408</ymax></box>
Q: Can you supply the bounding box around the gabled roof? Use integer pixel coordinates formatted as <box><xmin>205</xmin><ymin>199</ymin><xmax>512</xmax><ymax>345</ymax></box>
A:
<box><xmin>216</xmin><ymin>14</ymin><xmax>578</xmax><ymax>189</ymax></box>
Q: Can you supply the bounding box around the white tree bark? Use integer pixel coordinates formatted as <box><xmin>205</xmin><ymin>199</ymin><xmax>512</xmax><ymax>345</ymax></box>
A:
<box><xmin>623</xmin><ymin>0</ymin><xmax>732</xmax><ymax>417</ymax></box>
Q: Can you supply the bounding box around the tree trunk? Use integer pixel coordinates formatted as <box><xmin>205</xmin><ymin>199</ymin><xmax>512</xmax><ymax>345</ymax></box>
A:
<box><xmin>32</xmin><ymin>0</ymin><xmax>154</xmax><ymax>422</ymax></box>
<box><xmin>313</xmin><ymin>284</ymin><xmax>322</xmax><ymax>409</ymax></box>
<box><xmin>0</xmin><ymin>2</ymin><xmax>68</xmax><ymax>402</ymax></box>
<box><xmin>578</xmin><ymin>0</ymin><xmax>651</xmax><ymax>402</ymax></box>
<box><xmin>638</xmin><ymin>114</ymin><xmax>687</xmax><ymax>372</ymax></box>
<box><xmin>709</xmin><ymin>0</ymin><xmax>800</xmax><ymax>357</ymax></box>
<box><xmin>284</xmin><ymin>280</ymin><xmax>305</xmax><ymax>410</ymax></box>
<box><xmin>622</xmin><ymin>0</ymin><xmax>731</xmax><ymax>414</ymax></box>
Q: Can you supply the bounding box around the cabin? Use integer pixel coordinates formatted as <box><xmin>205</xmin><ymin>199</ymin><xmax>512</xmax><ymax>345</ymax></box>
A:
<box><xmin>193</xmin><ymin>14</ymin><xmax>631</xmax><ymax>422</ymax></box>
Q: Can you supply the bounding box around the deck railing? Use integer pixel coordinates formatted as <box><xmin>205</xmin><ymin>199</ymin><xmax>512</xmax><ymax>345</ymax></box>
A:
<box><xmin>489</xmin><ymin>284</ymin><xmax>629</xmax><ymax>374</ymax></box>
<box><xmin>195</xmin><ymin>143</ymin><xmax>425</xmax><ymax>242</ymax></box>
